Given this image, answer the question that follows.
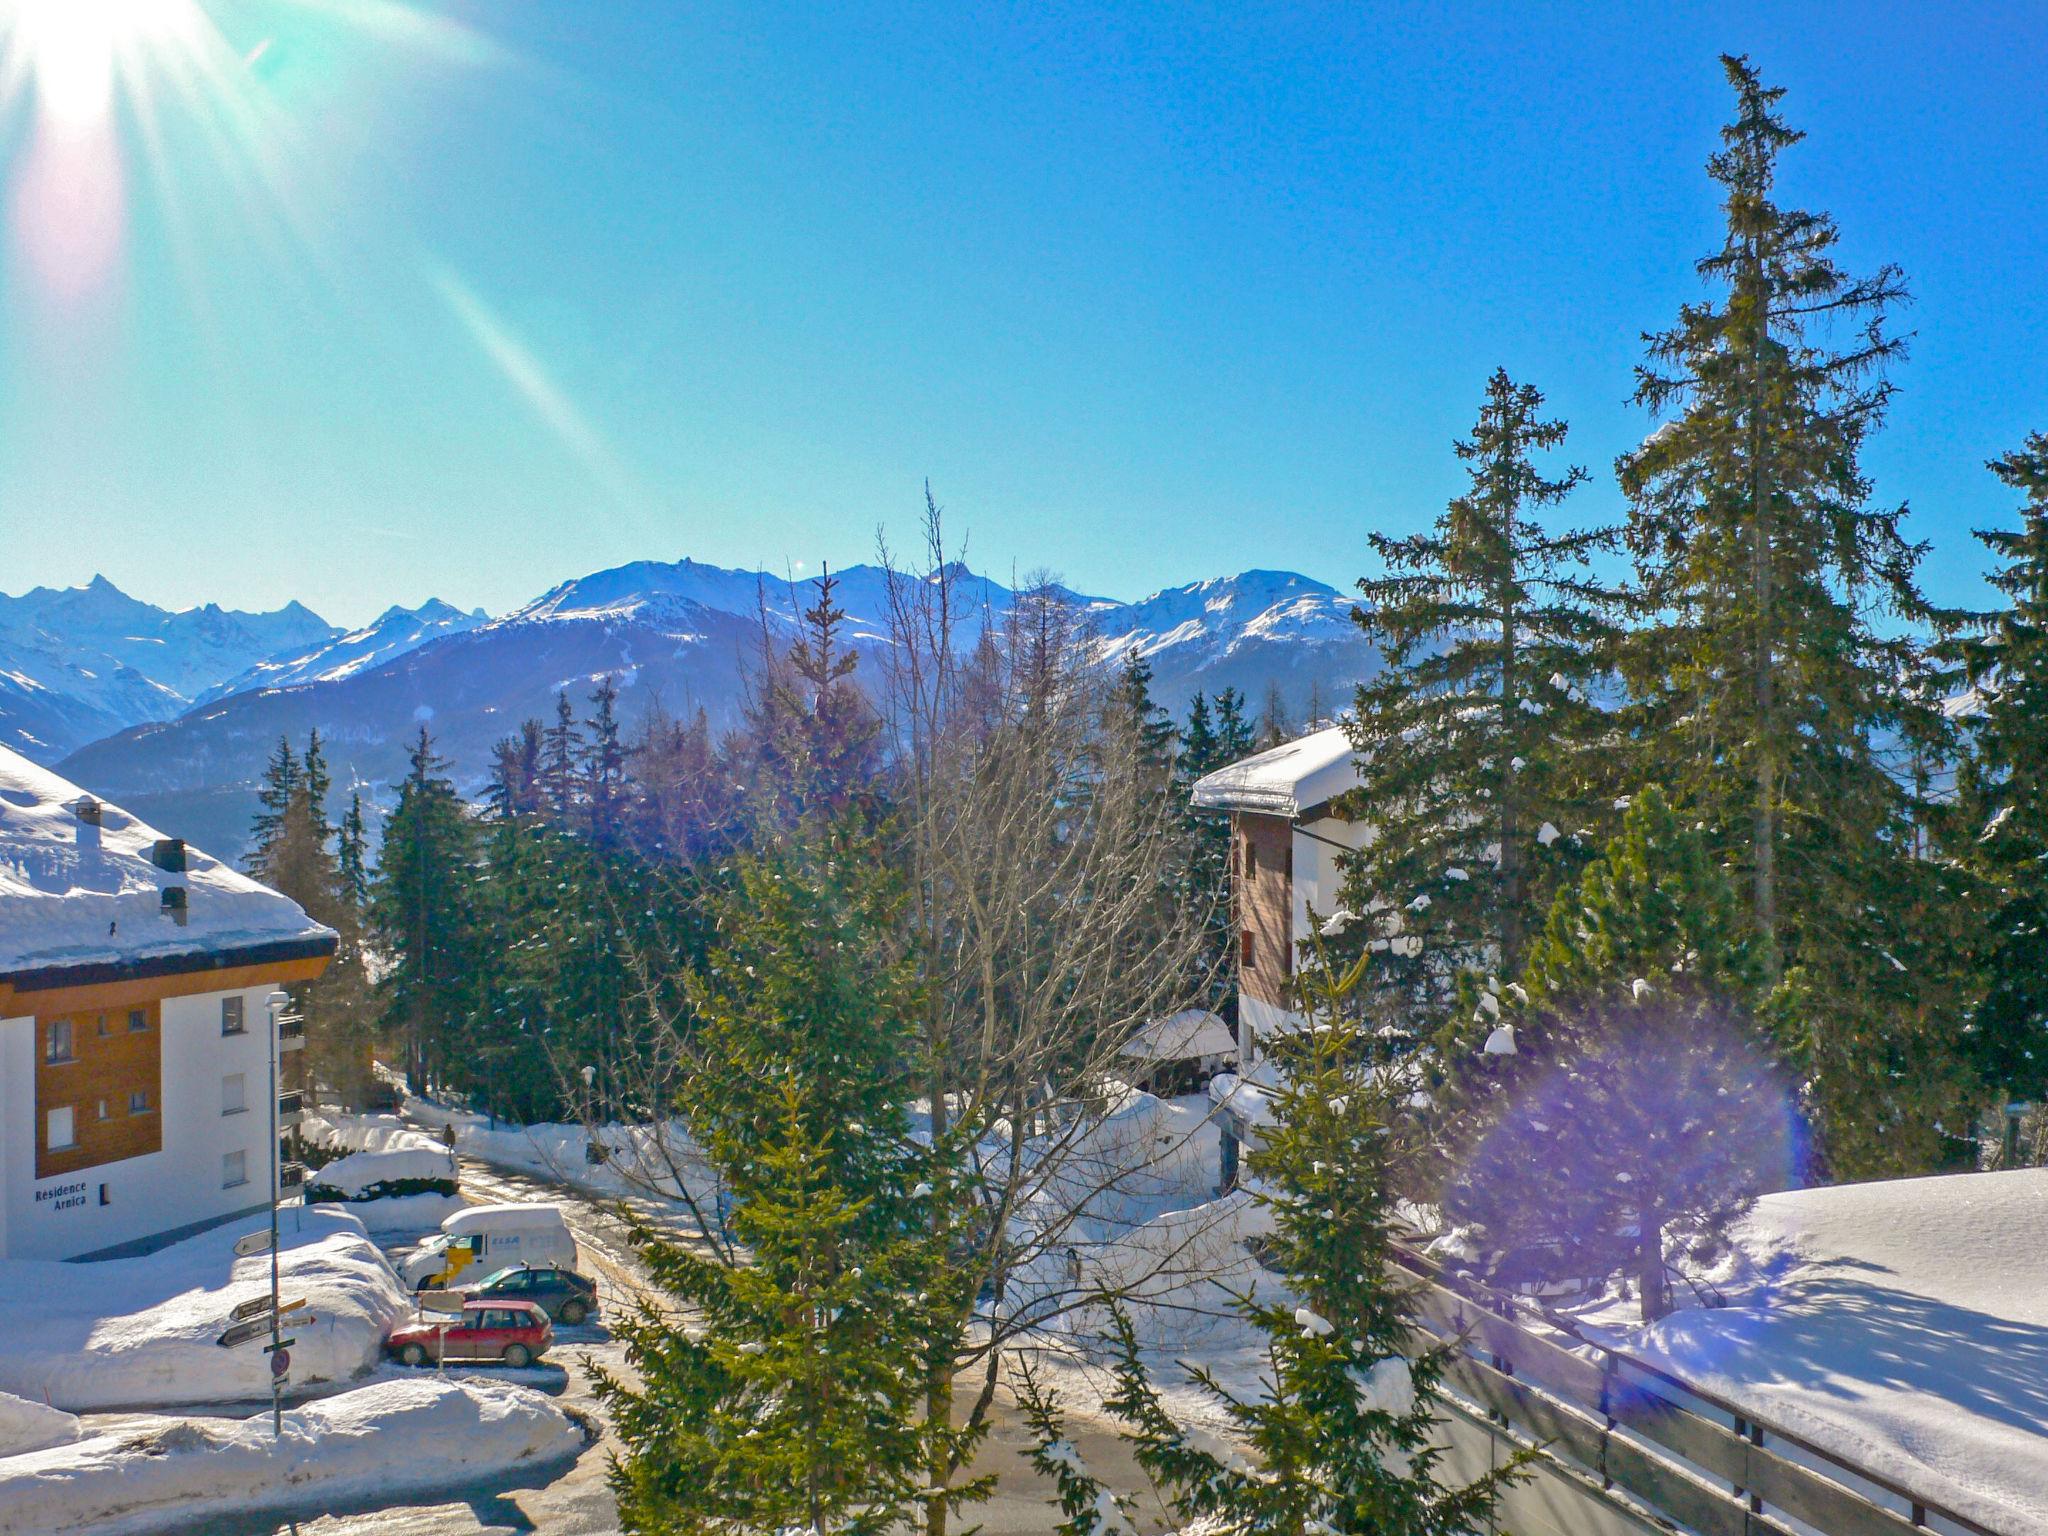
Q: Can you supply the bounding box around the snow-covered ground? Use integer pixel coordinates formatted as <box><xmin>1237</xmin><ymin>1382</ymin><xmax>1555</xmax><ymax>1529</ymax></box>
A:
<box><xmin>1578</xmin><ymin>1168</ymin><xmax>2048</xmax><ymax>1535</ymax></box>
<box><xmin>0</xmin><ymin>1207</ymin><xmax>410</xmax><ymax>1411</ymax></box>
<box><xmin>0</xmin><ymin>1390</ymin><xmax>80</xmax><ymax>1458</ymax></box>
<box><xmin>0</xmin><ymin>1379</ymin><xmax>583</xmax><ymax>1536</ymax></box>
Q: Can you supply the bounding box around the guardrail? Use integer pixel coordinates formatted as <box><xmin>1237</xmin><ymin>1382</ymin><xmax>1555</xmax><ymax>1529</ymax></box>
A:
<box><xmin>1393</xmin><ymin>1240</ymin><xmax>2003</xmax><ymax>1536</ymax></box>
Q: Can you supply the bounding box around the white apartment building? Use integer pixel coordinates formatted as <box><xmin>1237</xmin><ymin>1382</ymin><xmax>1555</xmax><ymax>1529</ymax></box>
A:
<box><xmin>0</xmin><ymin>745</ymin><xmax>335</xmax><ymax>1261</ymax></box>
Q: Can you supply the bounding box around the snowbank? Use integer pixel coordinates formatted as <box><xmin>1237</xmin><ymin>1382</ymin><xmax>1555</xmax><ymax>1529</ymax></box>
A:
<box><xmin>405</xmin><ymin>1100</ymin><xmax>720</xmax><ymax>1208</ymax></box>
<box><xmin>0</xmin><ymin>1391</ymin><xmax>78</xmax><ymax>1459</ymax></box>
<box><xmin>0</xmin><ymin>1379</ymin><xmax>582</xmax><ymax>1535</ymax></box>
<box><xmin>1583</xmin><ymin>1168</ymin><xmax>2048</xmax><ymax>1536</ymax></box>
<box><xmin>304</xmin><ymin>1142</ymin><xmax>459</xmax><ymax>1201</ymax></box>
<box><xmin>312</xmin><ymin>1192</ymin><xmax>465</xmax><ymax>1236</ymax></box>
<box><xmin>0</xmin><ymin>1208</ymin><xmax>410</xmax><ymax>1411</ymax></box>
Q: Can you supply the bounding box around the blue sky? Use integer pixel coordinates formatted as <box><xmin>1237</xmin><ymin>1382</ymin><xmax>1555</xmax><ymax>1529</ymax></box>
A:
<box><xmin>2</xmin><ymin>0</ymin><xmax>2043</xmax><ymax>626</ymax></box>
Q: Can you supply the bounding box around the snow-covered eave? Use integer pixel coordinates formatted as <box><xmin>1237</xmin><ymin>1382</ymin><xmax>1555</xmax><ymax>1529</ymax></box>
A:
<box><xmin>0</xmin><ymin>931</ymin><xmax>336</xmax><ymax>1011</ymax></box>
<box><xmin>1188</xmin><ymin>724</ymin><xmax>1361</xmax><ymax>819</ymax></box>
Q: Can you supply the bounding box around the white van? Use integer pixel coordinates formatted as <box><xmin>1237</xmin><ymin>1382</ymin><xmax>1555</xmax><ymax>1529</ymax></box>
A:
<box><xmin>400</xmin><ymin>1203</ymin><xmax>577</xmax><ymax>1290</ymax></box>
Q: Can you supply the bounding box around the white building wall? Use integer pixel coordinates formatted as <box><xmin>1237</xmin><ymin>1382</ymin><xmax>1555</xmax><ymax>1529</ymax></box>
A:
<box><xmin>1239</xmin><ymin>816</ymin><xmax>1376</xmax><ymax>1058</ymax></box>
<box><xmin>1</xmin><ymin>984</ymin><xmax>279</xmax><ymax>1262</ymax></box>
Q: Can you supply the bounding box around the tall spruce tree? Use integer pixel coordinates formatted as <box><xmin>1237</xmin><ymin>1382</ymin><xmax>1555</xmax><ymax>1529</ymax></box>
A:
<box><xmin>1947</xmin><ymin>432</ymin><xmax>2048</xmax><ymax>1101</ymax></box>
<box><xmin>585</xmin><ymin>674</ymin><xmax>628</xmax><ymax>844</ymax></box>
<box><xmin>540</xmin><ymin>689</ymin><xmax>585</xmax><ymax>824</ymax></box>
<box><xmin>371</xmin><ymin>728</ymin><xmax>477</xmax><ymax>1093</ymax></box>
<box><xmin>1116</xmin><ymin>649</ymin><xmax>1177</xmax><ymax>779</ymax></box>
<box><xmin>1445</xmin><ymin>788</ymin><xmax>1794</xmax><ymax>1321</ymax></box>
<box><xmin>1020</xmin><ymin>949</ymin><xmax>1521</xmax><ymax>1536</ymax></box>
<box><xmin>337</xmin><ymin>791</ymin><xmax>371</xmax><ymax>910</ymax></box>
<box><xmin>597</xmin><ymin>811</ymin><xmax>985</xmax><ymax>1536</ymax></box>
<box><xmin>1617</xmin><ymin>56</ymin><xmax>1968</xmax><ymax>1175</ymax></box>
<box><xmin>1344</xmin><ymin>369</ymin><xmax>1624</xmax><ymax>1039</ymax></box>
<box><xmin>247</xmin><ymin>736</ymin><xmax>300</xmax><ymax>873</ymax></box>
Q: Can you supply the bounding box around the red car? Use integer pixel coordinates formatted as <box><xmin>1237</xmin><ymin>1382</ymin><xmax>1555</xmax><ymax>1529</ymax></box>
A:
<box><xmin>386</xmin><ymin>1299</ymin><xmax>552</xmax><ymax>1368</ymax></box>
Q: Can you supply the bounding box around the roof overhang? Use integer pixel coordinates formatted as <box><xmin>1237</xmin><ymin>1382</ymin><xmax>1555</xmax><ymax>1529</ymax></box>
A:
<box><xmin>0</xmin><ymin>933</ymin><xmax>337</xmax><ymax>1017</ymax></box>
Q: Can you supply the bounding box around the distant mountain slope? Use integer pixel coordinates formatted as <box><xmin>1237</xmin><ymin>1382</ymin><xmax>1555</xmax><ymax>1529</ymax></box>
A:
<box><xmin>53</xmin><ymin>557</ymin><xmax>1380</xmax><ymax>859</ymax></box>
<box><xmin>0</xmin><ymin>578</ymin><xmax>480</xmax><ymax>763</ymax></box>
<box><xmin>197</xmin><ymin>598</ymin><xmax>489</xmax><ymax>702</ymax></box>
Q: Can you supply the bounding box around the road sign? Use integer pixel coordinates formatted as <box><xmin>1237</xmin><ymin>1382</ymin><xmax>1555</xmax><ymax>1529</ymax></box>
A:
<box><xmin>233</xmin><ymin>1230</ymin><xmax>274</xmax><ymax>1259</ymax></box>
<box><xmin>218</xmin><ymin>1317</ymin><xmax>271</xmax><ymax>1349</ymax></box>
<box><xmin>230</xmin><ymin>1294</ymin><xmax>307</xmax><ymax>1324</ymax></box>
<box><xmin>270</xmin><ymin>1348</ymin><xmax>291</xmax><ymax>1377</ymax></box>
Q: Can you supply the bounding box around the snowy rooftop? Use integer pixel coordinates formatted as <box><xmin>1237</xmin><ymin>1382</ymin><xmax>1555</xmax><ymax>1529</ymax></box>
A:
<box><xmin>1118</xmin><ymin>1009</ymin><xmax>1236</xmax><ymax>1062</ymax></box>
<box><xmin>0</xmin><ymin>744</ymin><xmax>334</xmax><ymax>990</ymax></box>
<box><xmin>1592</xmin><ymin>1167</ymin><xmax>2048</xmax><ymax>1535</ymax></box>
<box><xmin>1189</xmin><ymin>725</ymin><xmax>1360</xmax><ymax>817</ymax></box>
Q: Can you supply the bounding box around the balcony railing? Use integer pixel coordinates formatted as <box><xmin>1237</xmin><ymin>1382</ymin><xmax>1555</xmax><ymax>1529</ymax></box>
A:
<box><xmin>277</xmin><ymin>1090</ymin><xmax>304</xmax><ymax>1125</ymax></box>
<box><xmin>276</xmin><ymin>1017</ymin><xmax>305</xmax><ymax>1051</ymax></box>
<box><xmin>278</xmin><ymin>1161</ymin><xmax>306</xmax><ymax>1190</ymax></box>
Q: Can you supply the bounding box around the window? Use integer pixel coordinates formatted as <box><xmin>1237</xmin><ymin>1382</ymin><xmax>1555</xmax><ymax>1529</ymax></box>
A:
<box><xmin>222</xmin><ymin>1150</ymin><xmax>248</xmax><ymax>1189</ymax></box>
<box><xmin>222</xmin><ymin>1073</ymin><xmax>247</xmax><ymax>1116</ymax></box>
<box><xmin>128</xmin><ymin>1088</ymin><xmax>152</xmax><ymax>1115</ymax></box>
<box><xmin>44</xmin><ymin>1018</ymin><xmax>74</xmax><ymax>1064</ymax></box>
<box><xmin>127</xmin><ymin>1008</ymin><xmax>149</xmax><ymax>1033</ymax></box>
<box><xmin>46</xmin><ymin>1106</ymin><xmax>75</xmax><ymax>1151</ymax></box>
<box><xmin>1241</xmin><ymin>929</ymin><xmax>1256</xmax><ymax>971</ymax></box>
<box><xmin>1244</xmin><ymin>837</ymin><xmax>1258</xmax><ymax>877</ymax></box>
<box><xmin>221</xmin><ymin>996</ymin><xmax>246</xmax><ymax>1036</ymax></box>
<box><xmin>96</xmin><ymin>1014</ymin><xmax>111</xmax><ymax>1037</ymax></box>
<box><xmin>97</xmin><ymin>1099</ymin><xmax>110</xmax><ymax>1121</ymax></box>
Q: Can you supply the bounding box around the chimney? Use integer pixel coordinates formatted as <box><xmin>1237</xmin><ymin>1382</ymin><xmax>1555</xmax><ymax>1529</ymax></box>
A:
<box><xmin>70</xmin><ymin>796</ymin><xmax>102</xmax><ymax>827</ymax></box>
<box><xmin>161</xmin><ymin>887</ymin><xmax>188</xmax><ymax>927</ymax></box>
<box><xmin>150</xmin><ymin>838</ymin><xmax>186</xmax><ymax>873</ymax></box>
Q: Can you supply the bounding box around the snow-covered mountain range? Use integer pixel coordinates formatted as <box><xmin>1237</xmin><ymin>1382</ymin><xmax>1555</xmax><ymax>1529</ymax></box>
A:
<box><xmin>15</xmin><ymin>560</ymin><xmax>1378</xmax><ymax>857</ymax></box>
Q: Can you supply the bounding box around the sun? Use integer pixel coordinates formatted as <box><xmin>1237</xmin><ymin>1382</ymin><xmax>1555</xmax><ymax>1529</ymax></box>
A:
<box><xmin>6</xmin><ymin>0</ymin><xmax>206</xmax><ymax>129</ymax></box>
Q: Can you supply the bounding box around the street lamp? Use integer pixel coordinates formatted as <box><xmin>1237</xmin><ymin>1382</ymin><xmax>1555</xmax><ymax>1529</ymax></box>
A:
<box><xmin>264</xmin><ymin>990</ymin><xmax>298</xmax><ymax>1438</ymax></box>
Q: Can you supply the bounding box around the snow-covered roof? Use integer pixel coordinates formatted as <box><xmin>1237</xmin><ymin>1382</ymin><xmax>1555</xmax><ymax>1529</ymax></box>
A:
<box><xmin>0</xmin><ymin>745</ymin><xmax>334</xmax><ymax>992</ymax></box>
<box><xmin>1189</xmin><ymin>725</ymin><xmax>1360</xmax><ymax>818</ymax></box>
<box><xmin>1118</xmin><ymin>1008</ymin><xmax>1236</xmax><ymax>1062</ymax></box>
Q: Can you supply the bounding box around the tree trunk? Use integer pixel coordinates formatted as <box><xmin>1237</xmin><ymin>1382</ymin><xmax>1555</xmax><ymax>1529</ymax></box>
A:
<box><xmin>1638</xmin><ymin>1213</ymin><xmax>1670</xmax><ymax>1322</ymax></box>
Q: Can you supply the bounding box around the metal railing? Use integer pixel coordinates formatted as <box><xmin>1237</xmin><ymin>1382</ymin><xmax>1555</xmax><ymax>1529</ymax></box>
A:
<box><xmin>1393</xmin><ymin>1240</ymin><xmax>2004</xmax><ymax>1536</ymax></box>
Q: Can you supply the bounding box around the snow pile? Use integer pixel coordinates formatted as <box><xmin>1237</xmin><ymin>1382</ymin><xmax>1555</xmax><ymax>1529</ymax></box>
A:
<box><xmin>1586</xmin><ymin>1168</ymin><xmax>2048</xmax><ymax>1536</ymax></box>
<box><xmin>408</xmin><ymin>1099</ymin><xmax>720</xmax><ymax>1209</ymax></box>
<box><xmin>0</xmin><ymin>744</ymin><xmax>332</xmax><ymax>978</ymax></box>
<box><xmin>0</xmin><ymin>1379</ymin><xmax>582</xmax><ymax>1536</ymax></box>
<box><xmin>0</xmin><ymin>1208</ymin><xmax>409</xmax><ymax>1410</ymax></box>
<box><xmin>0</xmin><ymin>1392</ymin><xmax>79</xmax><ymax>1459</ymax></box>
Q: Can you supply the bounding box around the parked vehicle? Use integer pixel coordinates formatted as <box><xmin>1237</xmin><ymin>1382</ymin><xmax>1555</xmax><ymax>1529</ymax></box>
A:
<box><xmin>386</xmin><ymin>1299</ymin><xmax>552</xmax><ymax>1368</ymax></box>
<box><xmin>466</xmin><ymin>1263</ymin><xmax>600</xmax><ymax>1325</ymax></box>
<box><xmin>399</xmin><ymin>1203</ymin><xmax>578</xmax><ymax>1290</ymax></box>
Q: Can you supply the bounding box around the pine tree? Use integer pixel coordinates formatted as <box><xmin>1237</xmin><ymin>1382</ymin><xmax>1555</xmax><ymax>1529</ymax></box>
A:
<box><xmin>1617</xmin><ymin>57</ymin><xmax>1967</xmax><ymax>1175</ymax></box>
<box><xmin>1344</xmin><ymin>369</ymin><xmax>1625</xmax><ymax>1040</ymax></box>
<box><xmin>246</xmin><ymin>736</ymin><xmax>300</xmax><ymax>873</ymax></box>
<box><xmin>337</xmin><ymin>792</ymin><xmax>371</xmax><ymax>910</ymax></box>
<box><xmin>742</xmin><ymin>567</ymin><xmax>882</xmax><ymax>814</ymax></box>
<box><xmin>1173</xmin><ymin>691</ymin><xmax>1235</xmax><ymax>1009</ymax></box>
<box><xmin>585</xmin><ymin>674</ymin><xmax>628</xmax><ymax>844</ymax></box>
<box><xmin>370</xmin><ymin>727</ymin><xmax>477</xmax><ymax>1094</ymax></box>
<box><xmin>540</xmin><ymin>690</ymin><xmax>585</xmax><ymax>824</ymax></box>
<box><xmin>1444</xmin><ymin>788</ymin><xmax>1794</xmax><ymax>1321</ymax></box>
<box><xmin>1947</xmin><ymin>432</ymin><xmax>2048</xmax><ymax>1101</ymax></box>
<box><xmin>1019</xmin><ymin>949</ymin><xmax>1521</xmax><ymax>1536</ymax></box>
<box><xmin>597</xmin><ymin>811</ymin><xmax>986</xmax><ymax>1536</ymax></box>
<box><xmin>1115</xmin><ymin>649</ymin><xmax>1177</xmax><ymax>778</ymax></box>
<box><xmin>248</xmin><ymin>735</ymin><xmax>375</xmax><ymax>1107</ymax></box>
<box><xmin>1178</xmin><ymin>692</ymin><xmax>1219</xmax><ymax>780</ymax></box>
<box><xmin>302</xmin><ymin>727</ymin><xmax>332</xmax><ymax>830</ymax></box>
<box><xmin>1213</xmin><ymin>686</ymin><xmax>1256</xmax><ymax>766</ymax></box>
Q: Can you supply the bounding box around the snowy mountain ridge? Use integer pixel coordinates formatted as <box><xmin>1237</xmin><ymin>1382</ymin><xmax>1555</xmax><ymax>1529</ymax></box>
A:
<box><xmin>32</xmin><ymin>557</ymin><xmax>1381</xmax><ymax>859</ymax></box>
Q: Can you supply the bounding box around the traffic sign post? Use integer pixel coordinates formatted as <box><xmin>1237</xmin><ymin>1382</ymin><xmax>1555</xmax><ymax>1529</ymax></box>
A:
<box><xmin>270</xmin><ymin>1349</ymin><xmax>290</xmax><ymax>1378</ymax></box>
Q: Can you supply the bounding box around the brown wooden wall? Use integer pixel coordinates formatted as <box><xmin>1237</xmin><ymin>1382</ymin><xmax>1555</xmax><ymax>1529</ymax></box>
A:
<box><xmin>34</xmin><ymin>1000</ymin><xmax>164</xmax><ymax>1179</ymax></box>
<box><xmin>1234</xmin><ymin>811</ymin><xmax>1294</xmax><ymax>1008</ymax></box>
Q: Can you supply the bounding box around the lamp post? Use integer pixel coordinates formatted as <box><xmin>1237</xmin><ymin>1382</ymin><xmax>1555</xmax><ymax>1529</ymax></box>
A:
<box><xmin>264</xmin><ymin>990</ymin><xmax>297</xmax><ymax>1439</ymax></box>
